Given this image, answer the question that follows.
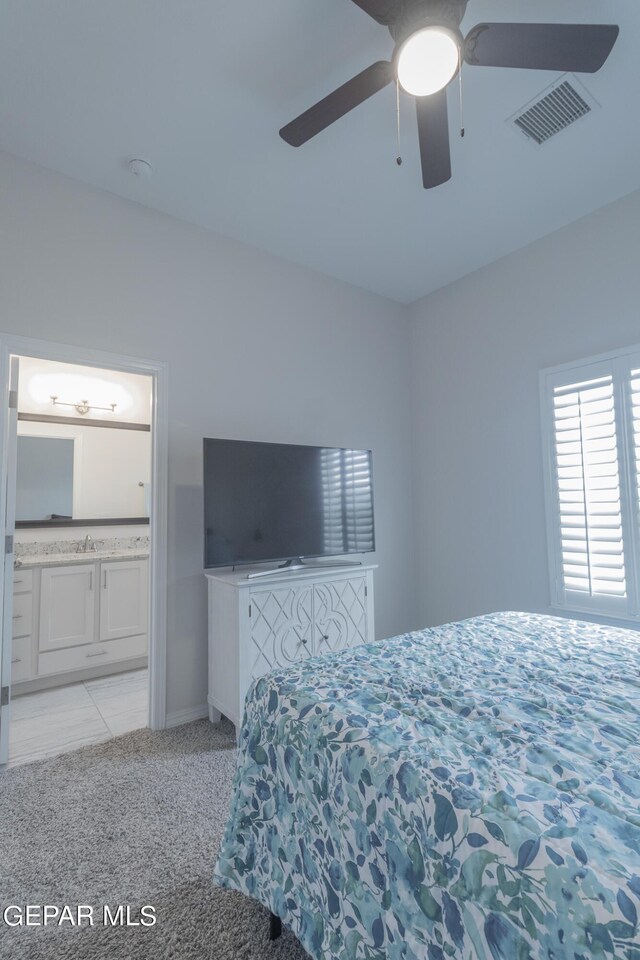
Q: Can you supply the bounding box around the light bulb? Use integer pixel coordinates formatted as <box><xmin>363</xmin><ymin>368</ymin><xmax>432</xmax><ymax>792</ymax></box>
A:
<box><xmin>397</xmin><ymin>27</ymin><xmax>460</xmax><ymax>97</ymax></box>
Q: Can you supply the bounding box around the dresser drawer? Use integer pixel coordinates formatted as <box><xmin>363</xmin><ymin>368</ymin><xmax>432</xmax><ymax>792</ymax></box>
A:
<box><xmin>12</xmin><ymin>592</ymin><xmax>33</xmax><ymax>639</ymax></box>
<box><xmin>13</xmin><ymin>569</ymin><xmax>33</xmax><ymax>594</ymax></box>
<box><xmin>38</xmin><ymin>632</ymin><xmax>147</xmax><ymax>677</ymax></box>
<box><xmin>11</xmin><ymin>635</ymin><xmax>32</xmax><ymax>683</ymax></box>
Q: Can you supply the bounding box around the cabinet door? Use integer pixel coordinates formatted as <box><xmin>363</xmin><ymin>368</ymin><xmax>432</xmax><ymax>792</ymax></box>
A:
<box><xmin>12</xmin><ymin>591</ymin><xmax>33</xmax><ymax>639</ymax></box>
<box><xmin>248</xmin><ymin>584</ymin><xmax>313</xmax><ymax>683</ymax></box>
<box><xmin>313</xmin><ymin>576</ymin><xmax>368</xmax><ymax>655</ymax></box>
<box><xmin>99</xmin><ymin>559</ymin><xmax>148</xmax><ymax>642</ymax></box>
<box><xmin>39</xmin><ymin>564</ymin><xmax>97</xmax><ymax>652</ymax></box>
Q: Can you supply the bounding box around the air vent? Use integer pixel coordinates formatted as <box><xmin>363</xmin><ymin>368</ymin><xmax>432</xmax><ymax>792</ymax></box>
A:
<box><xmin>508</xmin><ymin>75</ymin><xmax>599</xmax><ymax>146</ymax></box>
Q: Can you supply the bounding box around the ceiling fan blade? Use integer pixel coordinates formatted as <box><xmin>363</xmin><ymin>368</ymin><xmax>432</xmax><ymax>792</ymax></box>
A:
<box><xmin>279</xmin><ymin>61</ymin><xmax>393</xmax><ymax>147</ymax></box>
<box><xmin>464</xmin><ymin>23</ymin><xmax>619</xmax><ymax>73</ymax></box>
<box><xmin>349</xmin><ymin>1</ymin><xmax>401</xmax><ymax>25</ymax></box>
<box><xmin>416</xmin><ymin>89</ymin><xmax>451</xmax><ymax>190</ymax></box>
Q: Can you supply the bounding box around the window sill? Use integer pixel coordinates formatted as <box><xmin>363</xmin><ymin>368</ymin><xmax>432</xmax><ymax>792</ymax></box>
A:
<box><xmin>549</xmin><ymin>605</ymin><xmax>640</xmax><ymax>632</ymax></box>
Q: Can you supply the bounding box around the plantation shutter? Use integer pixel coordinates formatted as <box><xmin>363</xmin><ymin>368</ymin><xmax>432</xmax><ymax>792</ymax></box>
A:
<box><xmin>321</xmin><ymin>448</ymin><xmax>346</xmax><ymax>555</ymax></box>
<box><xmin>551</xmin><ymin>373</ymin><xmax>627</xmax><ymax>610</ymax></box>
<box><xmin>321</xmin><ymin>449</ymin><xmax>374</xmax><ymax>555</ymax></box>
<box><xmin>630</xmin><ymin>369</ymin><xmax>640</xmax><ymax>521</ymax></box>
<box><xmin>343</xmin><ymin>449</ymin><xmax>375</xmax><ymax>552</ymax></box>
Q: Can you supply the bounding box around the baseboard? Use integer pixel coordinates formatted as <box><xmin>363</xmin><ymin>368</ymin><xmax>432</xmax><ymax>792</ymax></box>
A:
<box><xmin>165</xmin><ymin>704</ymin><xmax>209</xmax><ymax>728</ymax></box>
<box><xmin>12</xmin><ymin>657</ymin><xmax>148</xmax><ymax>697</ymax></box>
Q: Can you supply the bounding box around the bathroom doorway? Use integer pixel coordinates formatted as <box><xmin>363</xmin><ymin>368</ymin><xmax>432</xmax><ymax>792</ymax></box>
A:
<box><xmin>0</xmin><ymin>337</ymin><xmax>167</xmax><ymax>766</ymax></box>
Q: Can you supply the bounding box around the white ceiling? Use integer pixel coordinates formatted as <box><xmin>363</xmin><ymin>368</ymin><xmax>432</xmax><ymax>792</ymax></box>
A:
<box><xmin>0</xmin><ymin>0</ymin><xmax>638</xmax><ymax>304</ymax></box>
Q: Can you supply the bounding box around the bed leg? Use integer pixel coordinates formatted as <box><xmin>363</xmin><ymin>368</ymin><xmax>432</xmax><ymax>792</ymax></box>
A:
<box><xmin>269</xmin><ymin>912</ymin><xmax>282</xmax><ymax>941</ymax></box>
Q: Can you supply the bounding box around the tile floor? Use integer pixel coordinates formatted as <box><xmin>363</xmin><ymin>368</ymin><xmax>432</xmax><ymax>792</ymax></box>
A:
<box><xmin>7</xmin><ymin>668</ymin><xmax>148</xmax><ymax>768</ymax></box>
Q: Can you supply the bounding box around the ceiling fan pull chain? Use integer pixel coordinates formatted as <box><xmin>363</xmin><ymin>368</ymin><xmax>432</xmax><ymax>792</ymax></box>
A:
<box><xmin>395</xmin><ymin>79</ymin><xmax>402</xmax><ymax>166</ymax></box>
<box><xmin>458</xmin><ymin>49</ymin><xmax>465</xmax><ymax>139</ymax></box>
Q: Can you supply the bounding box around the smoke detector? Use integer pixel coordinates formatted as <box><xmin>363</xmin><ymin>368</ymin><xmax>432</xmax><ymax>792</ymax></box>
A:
<box><xmin>128</xmin><ymin>158</ymin><xmax>154</xmax><ymax>179</ymax></box>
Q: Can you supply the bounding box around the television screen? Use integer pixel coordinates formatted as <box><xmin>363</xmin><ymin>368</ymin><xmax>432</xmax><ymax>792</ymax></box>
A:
<box><xmin>203</xmin><ymin>438</ymin><xmax>375</xmax><ymax>568</ymax></box>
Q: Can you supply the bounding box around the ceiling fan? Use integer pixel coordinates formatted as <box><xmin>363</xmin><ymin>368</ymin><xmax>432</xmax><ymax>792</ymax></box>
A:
<box><xmin>279</xmin><ymin>0</ymin><xmax>619</xmax><ymax>188</ymax></box>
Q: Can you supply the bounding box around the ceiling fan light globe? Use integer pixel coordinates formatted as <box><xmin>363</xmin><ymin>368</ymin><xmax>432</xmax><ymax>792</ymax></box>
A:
<box><xmin>397</xmin><ymin>27</ymin><xmax>460</xmax><ymax>97</ymax></box>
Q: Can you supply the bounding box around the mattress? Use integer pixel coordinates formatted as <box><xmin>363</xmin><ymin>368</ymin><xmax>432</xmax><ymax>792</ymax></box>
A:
<box><xmin>214</xmin><ymin>612</ymin><xmax>640</xmax><ymax>959</ymax></box>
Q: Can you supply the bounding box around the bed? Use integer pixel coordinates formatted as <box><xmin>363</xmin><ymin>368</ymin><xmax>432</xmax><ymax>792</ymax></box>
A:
<box><xmin>214</xmin><ymin>612</ymin><xmax>640</xmax><ymax>960</ymax></box>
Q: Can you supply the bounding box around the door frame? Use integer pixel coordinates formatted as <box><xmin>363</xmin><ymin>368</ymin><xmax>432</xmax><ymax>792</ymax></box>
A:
<box><xmin>0</xmin><ymin>358</ymin><xmax>18</xmax><ymax>763</ymax></box>
<box><xmin>0</xmin><ymin>334</ymin><xmax>168</xmax><ymax>733</ymax></box>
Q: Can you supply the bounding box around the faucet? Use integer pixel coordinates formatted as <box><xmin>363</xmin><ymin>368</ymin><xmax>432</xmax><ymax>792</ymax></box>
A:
<box><xmin>78</xmin><ymin>535</ymin><xmax>97</xmax><ymax>554</ymax></box>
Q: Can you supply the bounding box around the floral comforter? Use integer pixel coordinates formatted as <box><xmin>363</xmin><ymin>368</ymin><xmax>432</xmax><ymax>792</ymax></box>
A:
<box><xmin>214</xmin><ymin>612</ymin><xmax>640</xmax><ymax>960</ymax></box>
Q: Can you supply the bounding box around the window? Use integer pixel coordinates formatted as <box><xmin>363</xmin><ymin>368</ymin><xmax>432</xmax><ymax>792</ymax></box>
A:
<box><xmin>321</xmin><ymin>448</ymin><xmax>375</xmax><ymax>555</ymax></box>
<box><xmin>541</xmin><ymin>347</ymin><xmax>640</xmax><ymax>619</ymax></box>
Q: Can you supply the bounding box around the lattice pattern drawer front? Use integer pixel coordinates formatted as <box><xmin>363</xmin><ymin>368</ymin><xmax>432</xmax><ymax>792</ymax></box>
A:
<box><xmin>249</xmin><ymin>585</ymin><xmax>313</xmax><ymax>681</ymax></box>
<box><xmin>313</xmin><ymin>577</ymin><xmax>368</xmax><ymax>654</ymax></box>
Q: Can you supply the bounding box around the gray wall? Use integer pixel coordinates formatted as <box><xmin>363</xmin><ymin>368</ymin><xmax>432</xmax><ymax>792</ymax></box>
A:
<box><xmin>409</xmin><ymin>189</ymin><xmax>640</xmax><ymax>627</ymax></box>
<box><xmin>0</xmin><ymin>152</ymin><xmax>418</xmax><ymax>718</ymax></box>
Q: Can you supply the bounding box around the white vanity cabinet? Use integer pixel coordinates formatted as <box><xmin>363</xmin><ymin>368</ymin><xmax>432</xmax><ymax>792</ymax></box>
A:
<box><xmin>12</xmin><ymin>556</ymin><xmax>148</xmax><ymax>690</ymax></box>
<box><xmin>206</xmin><ymin>564</ymin><xmax>376</xmax><ymax>728</ymax></box>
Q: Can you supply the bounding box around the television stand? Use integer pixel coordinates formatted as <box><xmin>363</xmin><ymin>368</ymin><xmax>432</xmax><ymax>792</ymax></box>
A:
<box><xmin>205</xmin><ymin>563</ymin><xmax>377</xmax><ymax>728</ymax></box>
<box><xmin>245</xmin><ymin>557</ymin><xmax>363</xmax><ymax>580</ymax></box>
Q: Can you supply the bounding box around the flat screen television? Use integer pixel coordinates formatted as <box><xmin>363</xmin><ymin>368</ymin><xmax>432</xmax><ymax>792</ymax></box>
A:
<box><xmin>203</xmin><ymin>438</ymin><xmax>375</xmax><ymax>569</ymax></box>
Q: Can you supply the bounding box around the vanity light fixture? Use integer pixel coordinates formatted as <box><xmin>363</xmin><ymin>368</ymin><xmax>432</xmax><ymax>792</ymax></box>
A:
<box><xmin>28</xmin><ymin>371</ymin><xmax>133</xmax><ymax>416</ymax></box>
<box><xmin>50</xmin><ymin>396</ymin><xmax>117</xmax><ymax>416</ymax></box>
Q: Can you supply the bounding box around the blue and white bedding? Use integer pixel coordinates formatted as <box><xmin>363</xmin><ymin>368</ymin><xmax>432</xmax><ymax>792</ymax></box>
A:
<box><xmin>214</xmin><ymin>612</ymin><xmax>640</xmax><ymax>959</ymax></box>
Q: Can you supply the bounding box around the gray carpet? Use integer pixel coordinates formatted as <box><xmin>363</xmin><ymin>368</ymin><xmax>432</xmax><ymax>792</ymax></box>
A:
<box><xmin>0</xmin><ymin>719</ymin><xmax>309</xmax><ymax>960</ymax></box>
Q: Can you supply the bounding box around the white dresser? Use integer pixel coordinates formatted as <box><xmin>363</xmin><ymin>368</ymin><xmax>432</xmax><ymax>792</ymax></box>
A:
<box><xmin>205</xmin><ymin>564</ymin><xmax>376</xmax><ymax>727</ymax></box>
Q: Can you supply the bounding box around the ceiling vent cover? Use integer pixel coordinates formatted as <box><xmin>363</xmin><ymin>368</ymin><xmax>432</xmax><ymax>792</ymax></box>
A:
<box><xmin>508</xmin><ymin>75</ymin><xmax>599</xmax><ymax>146</ymax></box>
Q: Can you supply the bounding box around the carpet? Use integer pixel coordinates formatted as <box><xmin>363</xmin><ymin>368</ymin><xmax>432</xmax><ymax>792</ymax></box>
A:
<box><xmin>0</xmin><ymin>718</ymin><xmax>309</xmax><ymax>960</ymax></box>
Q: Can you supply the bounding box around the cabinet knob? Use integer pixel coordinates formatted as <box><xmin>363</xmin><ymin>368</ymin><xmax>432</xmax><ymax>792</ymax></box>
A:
<box><xmin>300</xmin><ymin>637</ymin><xmax>308</xmax><ymax>645</ymax></box>
<box><xmin>322</xmin><ymin>634</ymin><xmax>329</xmax><ymax>641</ymax></box>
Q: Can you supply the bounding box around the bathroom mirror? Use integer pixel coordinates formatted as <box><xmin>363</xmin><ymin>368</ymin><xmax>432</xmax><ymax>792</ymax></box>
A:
<box><xmin>16</xmin><ymin>436</ymin><xmax>74</xmax><ymax>522</ymax></box>
<box><xmin>15</xmin><ymin>418</ymin><xmax>151</xmax><ymax>527</ymax></box>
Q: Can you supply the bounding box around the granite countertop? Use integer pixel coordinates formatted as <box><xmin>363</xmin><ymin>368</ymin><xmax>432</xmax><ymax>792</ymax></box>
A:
<box><xmin>15</xmin><ymin>548</ymin><xmax>149</xmax><ymax>569</ymax></box>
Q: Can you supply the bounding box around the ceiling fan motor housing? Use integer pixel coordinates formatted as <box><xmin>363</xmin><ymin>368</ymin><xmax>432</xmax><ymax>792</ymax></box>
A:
<box><xmin>389</xmin><ymin>0</ymin><xmax>468</xmax><ymax>43</ymax></box>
